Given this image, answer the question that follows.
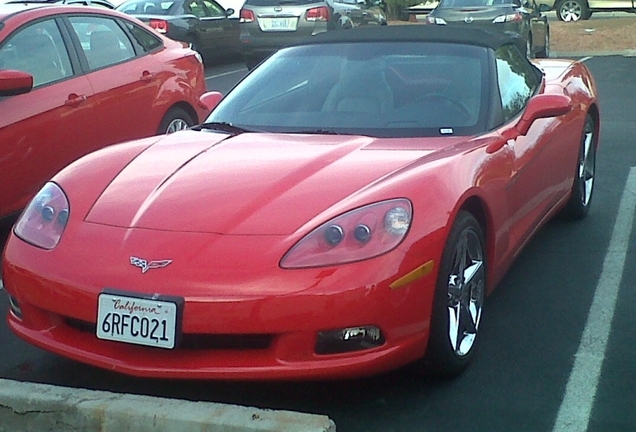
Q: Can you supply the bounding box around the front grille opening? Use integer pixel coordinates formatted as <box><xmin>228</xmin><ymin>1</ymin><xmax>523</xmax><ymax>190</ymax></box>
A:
<box><xmin>65</xmin><ymin>318</ymin><xmax>273</xmax><ymax>351</ymax></box>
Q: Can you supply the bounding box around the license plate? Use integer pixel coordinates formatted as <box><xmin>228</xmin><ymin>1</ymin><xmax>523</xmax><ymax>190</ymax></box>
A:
<box><xmin>259</xmin><ymin>17</ymin><xmax>298</xmax><ymax>31</ymax></box>
<box><xmin>96</xmin><ymin>289</ymin><xmax>183</xmax><ymax>349</ymax></box>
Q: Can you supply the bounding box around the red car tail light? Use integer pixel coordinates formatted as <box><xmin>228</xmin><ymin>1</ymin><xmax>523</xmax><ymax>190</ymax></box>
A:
<box><xmin>149</xmin><ymin>19</ymin><xmax>169</xmax><ymax>33</ymax></box>
<box><xmin>306</xmin><ymin>6</ymin><xmax>330</xmax><ymax>22</ymax></box>
<box><xmin>240</xmin><ymin>9</ymin><xmax>255</xmax><ymax>23</ymax></box>
<box><xmin>493</xmin><ymin>12</ymin><xmax>522</xmax><ymax>23</ymax></box>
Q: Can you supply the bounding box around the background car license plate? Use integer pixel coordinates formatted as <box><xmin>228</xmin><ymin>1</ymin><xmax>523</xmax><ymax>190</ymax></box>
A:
<box><xmin>259</xmin><ymin>17</ymin><xmax>298</xmax><ymax>31</ymax></box>
<box><xmin>96</xmin><ymin>290</ymin><xmax>181</xmax><ymax>349</ymax></box>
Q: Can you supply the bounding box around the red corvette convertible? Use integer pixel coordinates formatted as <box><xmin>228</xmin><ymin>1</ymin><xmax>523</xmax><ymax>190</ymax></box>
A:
<box><xmin>2</xmin><ymin>26</ymin><xmax>599</xmax><ymax>380</ymax></box>
<box><xmin>0</xmin><ymin>4</ymin><xmax>209</xmax><ymax>219</ymax></box>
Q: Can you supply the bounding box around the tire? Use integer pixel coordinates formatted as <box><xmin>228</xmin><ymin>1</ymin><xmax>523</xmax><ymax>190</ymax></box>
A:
<box><xmin>556</xmin><ymin>0</ymin><xmax>589</xmax><ymax>22</ymax></box>
<box><xmin>419</xmin><ymin>211</ymin><xmax>486</xmax><ymax>377</ymax></box>
<box><xmin>187</xmin><ymin>37</ymin><xmax>206</xmax><ymax>63</ymax></box>
<box><xmin>562</xmin><ymin>114</ymin><xmax>596</xmax><ymax>219</ymax></box>
<box><xmin>536</xmin><ymin>29</ymin><xmax>550</xmax><ymax>58</ymax></box>
<box><xmin>158</xmin><ymin>107</ymin><xmax>195</xmax><ymax>135</ymax></box>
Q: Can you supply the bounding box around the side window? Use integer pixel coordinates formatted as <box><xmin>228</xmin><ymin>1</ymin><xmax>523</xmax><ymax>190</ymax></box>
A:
<box><xmin>203</xmin><ymin>0</ymin><xmax>226</xmax><ymax>16</ymax></box>
<box><xmin>0</xmin><ymin>19</ymin><xmax>73</xmax><ymax>87</ymax></box>
<box><xmin>123</xmin><ymin>21</ymin><xmax>163</xmax><ymax>52</ymax></box>
<box><xmin>185</xmin><ymin>0</ymin><xmax>208</xmax><ymax>17</ymax></box>
<box><xmin>68</xmin><ymin>16</ymin><xmax>136</xmax><ymax>70</ymax></box>
<box><xmin>495</xmin><ymin>45</ymin><xmax>539</xmax><ymax>122</ymax></box>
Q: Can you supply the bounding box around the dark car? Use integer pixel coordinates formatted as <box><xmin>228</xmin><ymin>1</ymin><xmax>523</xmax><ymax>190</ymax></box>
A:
<box><xmin>116</xmin><ymin>0</ymin><xmax>240</xmax><ymax>61</ymax></box>
<box><xmin>426</xmin><ymin>0</ymin><xmax>549</xmax><ymax>58</ymax></box>
<box><xmin>331</xmin><ymin>0</ymin><xmax>387</xmax><ymax>28</ymax></box>
<box><xmin>238</xmin><ymin>0</ymin><xmax>386</xmax><ymax>70</ymax></box>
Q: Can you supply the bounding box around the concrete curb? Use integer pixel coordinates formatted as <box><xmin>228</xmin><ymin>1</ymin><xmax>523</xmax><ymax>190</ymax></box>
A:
<box><xmin>0</xmin><ymin>379</ymin><xmax>336</xmax><ymax>432</ymax></box>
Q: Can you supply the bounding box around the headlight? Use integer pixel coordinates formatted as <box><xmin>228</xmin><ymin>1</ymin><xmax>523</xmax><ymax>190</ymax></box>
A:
<box><xmin>14</xmin><ymin>182</ymin><xmax>70</xmax><ymax>250</ymax></box>
<box><xmin>280</xmin><ymin>199</ymin><xmax>412</xmax><ymax>269</ymax></box>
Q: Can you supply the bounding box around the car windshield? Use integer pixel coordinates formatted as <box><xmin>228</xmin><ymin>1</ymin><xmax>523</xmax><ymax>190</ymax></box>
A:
<box><xmin>206</xmin><ymin>42</ymin><xmax>489</xmax><ymax>138</ymax></box>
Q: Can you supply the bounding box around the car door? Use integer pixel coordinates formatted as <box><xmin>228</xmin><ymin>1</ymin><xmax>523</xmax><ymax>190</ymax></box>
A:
<box><xmin>202</xmin><ymin>0</ymin><xmax>240</xmax><ymax>54</ymax></box>
<box><xmin>495</xmin><ymin>45</ymin><xmax>569</xmax><ymax>251</ymax></box>
<box><xmin>185</xmin><ymin>0</ymin><xmax>238</xmax><ymax>56</ymax></box>
<box><xmin>65</xmin><ymin>14</ymin><xmax>166</xmax><ymax>143</ymax></box>
<box><xmin>0</xmin><ymin>17</ymin><xmax>97</xmax><ymax>217</ymax></box>
<box><xmin>588</xmin><ymin>0</ymin><xmax>634</xmax><ymax>11</ymax></box>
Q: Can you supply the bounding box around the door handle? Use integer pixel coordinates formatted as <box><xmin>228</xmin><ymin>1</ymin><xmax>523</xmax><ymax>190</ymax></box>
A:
<box><xmin>64</xmin><ymin>94</ymin><xmax>87</xmax><ymax>107</ymax></box>
<box><xmin>140</xmin><ymin>71</ymin><xmax>157</xmax><ymax>82</ymax></box>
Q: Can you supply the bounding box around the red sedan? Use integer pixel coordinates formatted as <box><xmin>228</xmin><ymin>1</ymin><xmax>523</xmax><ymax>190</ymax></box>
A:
<box><xmin>0</xmin><ymin>4</ymin><xmax>209</xmax><ymax>219</ymax></box>
<box><xmin>2</xmin><ymin>26</ymin><xmax>599</xmax><ymax>380</ymax></box>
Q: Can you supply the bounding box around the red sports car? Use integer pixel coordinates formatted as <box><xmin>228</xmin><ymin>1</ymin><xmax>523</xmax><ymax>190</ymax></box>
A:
<box><xmin>0</xmin><ymin>4</ymin><xmax>209</xmax><ymax>219</ymax></box>
<box><xmin>1</xmin><ymin>25</ymin><xmax>599</xmax><ymax>380</ymax></box>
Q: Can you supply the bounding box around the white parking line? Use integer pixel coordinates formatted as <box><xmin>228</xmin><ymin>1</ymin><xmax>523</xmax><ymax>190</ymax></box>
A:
<box><xmin>552</xmin><ymin>167</ymin><xmax>636</xmax><ymax>431</ymax></box>
<box><xmin>205</xmin><ymin>68</ymin><xmax>246</xmax><ymax>80</ymax></box>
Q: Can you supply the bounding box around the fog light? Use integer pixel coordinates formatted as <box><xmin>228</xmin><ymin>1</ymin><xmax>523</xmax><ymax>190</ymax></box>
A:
<box><xmin>315</xmin><ymin>325</ymin><xmax>384</xmax><ymax>354</ymax></box>
<box><xmin>8</xmin><ymin>295</ymin><xmax>22</xmax><ymax>319</ymax></box>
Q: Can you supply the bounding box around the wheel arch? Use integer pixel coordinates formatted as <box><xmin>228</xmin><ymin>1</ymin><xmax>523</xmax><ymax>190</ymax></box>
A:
<box><xmin>163</xmin><ymin>101</ymin><xmax>201</xmax><ymax>126</ymax></box>
<box><xmin>455</xmin><ymin>194</ymin><xmax>497</xmax><ymax>293</ymax></box>
<box><xmin>587</xmin><ymin>103</ymin><xmax>600</xmax><ymax>148</ymax></box>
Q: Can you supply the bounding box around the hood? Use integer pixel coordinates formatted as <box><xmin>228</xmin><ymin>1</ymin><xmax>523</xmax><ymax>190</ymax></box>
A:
<box><xmin>85</xmin><ymin>131</ymin><xmax>456</xmax><ymax>235</ymax></box>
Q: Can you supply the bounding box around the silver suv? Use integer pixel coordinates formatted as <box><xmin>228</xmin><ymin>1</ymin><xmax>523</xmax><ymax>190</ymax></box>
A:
<box><xmin>239</xmin><ymin>0</ymin><xmax>387</xmax><ymax>69</ymax></box>
<box><xmin>539</xmin><ymin>0</ymin><xmax>635</xmax><ymax>21</ymax></box>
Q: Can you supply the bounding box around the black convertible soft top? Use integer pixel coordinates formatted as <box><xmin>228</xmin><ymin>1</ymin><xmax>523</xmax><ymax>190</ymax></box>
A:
<box><xmin>297</xmin><ymin>24</ymin><xmax>525</xmax><ymax>53</ymax></box>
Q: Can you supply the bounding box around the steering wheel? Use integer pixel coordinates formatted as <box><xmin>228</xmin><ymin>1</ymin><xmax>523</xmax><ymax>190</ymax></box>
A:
<box><xmin>417</xmin><ymin>93</ymin><xmax>472</xmax><ymax>123</ymax></box>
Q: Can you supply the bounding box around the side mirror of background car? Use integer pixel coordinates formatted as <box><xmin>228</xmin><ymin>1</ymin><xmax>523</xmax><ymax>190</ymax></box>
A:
<box><xmin>200</xmin><ymin>91</ymin><xmax>224</xmax><ymax>112</ymax></box>
<box><xmin>538</xmin><ymin>3</ymin><xmax>551</xmax><ymax>11</ymax></box>
<box><xmin>226</xmin><ymin>8</ymin><xmax>235</xmax><ymax>16</ymax></box>
<box><xmin>0</xmin><ymin>69</ymin><xmax>33</xmax><ymax>97</ymax></box>
<box><xmin>516</xmin><ymin>94</ymin><xmax>573</xmax><ymax>136</ymax></box>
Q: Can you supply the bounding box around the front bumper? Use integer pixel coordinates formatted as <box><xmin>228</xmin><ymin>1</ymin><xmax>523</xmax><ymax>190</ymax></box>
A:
<box><xmin>2</xmin><ymin>223</ymin><xmax>438</xmax><ymax>380</ymax></box>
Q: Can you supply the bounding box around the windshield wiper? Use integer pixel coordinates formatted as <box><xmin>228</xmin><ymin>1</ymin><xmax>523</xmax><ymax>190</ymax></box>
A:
<box><xmin>196</xmin><ymin>122</ymin><xmax>256</xmax><ymax>135</ymax></box>
<box><xmin>294</xmin><ymin>129</ymin><xmax>354</xmax><ymax>135</ymax></box>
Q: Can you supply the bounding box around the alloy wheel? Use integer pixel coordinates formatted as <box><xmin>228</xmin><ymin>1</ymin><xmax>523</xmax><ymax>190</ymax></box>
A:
<box><xmin>578</xmin><ymin>119</ymin><xmax>595</xmax><ymax>207</ymax></box>
<box><xmin>560</xmin><ymin>0</ymin><xmax>583</xmax><ymax>21</ymax></box>
<box><xmin>446</xmin><ymin>226</ymin><xmax>485</xmax><ymax>357</ymax></box>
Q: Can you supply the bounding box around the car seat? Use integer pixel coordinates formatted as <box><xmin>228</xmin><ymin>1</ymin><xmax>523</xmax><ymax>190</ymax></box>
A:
<box><xmin>322</xmin><ymin>61</ymin><xmax>394</xmax><ymax>113</ymax></box>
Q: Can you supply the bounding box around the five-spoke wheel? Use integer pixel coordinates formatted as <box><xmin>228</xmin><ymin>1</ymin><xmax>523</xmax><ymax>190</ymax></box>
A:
<box><xmin>421</xmin><ymin>211</ymin><xmax>486</xmax><ymax>377</ymax></box>
<box><xmin>563</xmin><ymin>114</ymin><xmax>597</xmax><ymax>219</ymax></box>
